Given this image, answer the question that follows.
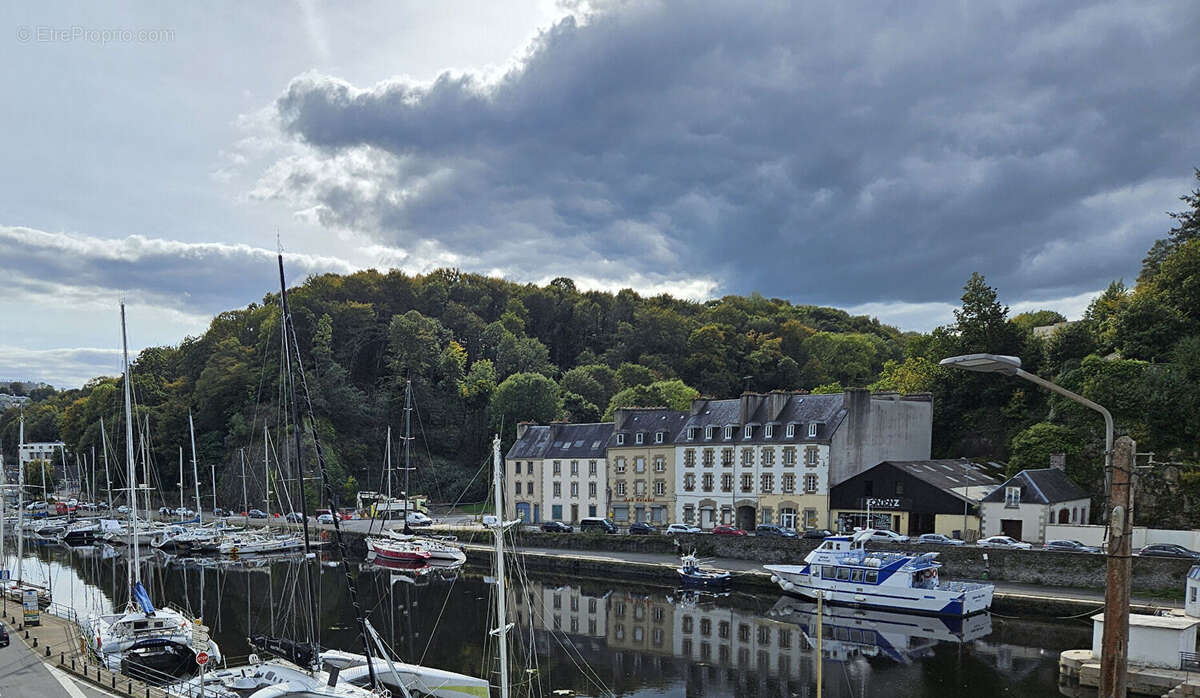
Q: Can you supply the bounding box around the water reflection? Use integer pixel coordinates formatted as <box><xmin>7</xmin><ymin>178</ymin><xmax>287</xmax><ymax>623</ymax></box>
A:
<box><xmin>3</xmin><ymin>543</ymin><xmax>1085</xmax><ymax>696</ymax></box>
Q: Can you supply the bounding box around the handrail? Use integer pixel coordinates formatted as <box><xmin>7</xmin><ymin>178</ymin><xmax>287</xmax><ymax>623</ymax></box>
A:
<box><xmin>1181</xmin><ymin>650</ymin><xmax>1200</xmax><ymax>671</ymax></box>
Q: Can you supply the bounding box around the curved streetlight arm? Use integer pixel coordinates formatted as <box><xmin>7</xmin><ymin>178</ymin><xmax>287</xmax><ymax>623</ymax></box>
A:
<box><xmin>1013</xmin><ymin>367</ymin><xmax>1114</xmax><ymax>468</ymax></box>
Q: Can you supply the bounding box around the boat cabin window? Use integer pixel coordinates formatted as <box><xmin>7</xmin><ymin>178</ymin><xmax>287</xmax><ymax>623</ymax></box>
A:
<box><xmin>850</xmin><ymin>569</ymin><xmax>863</xmax><ymax>583</ymax></box>
<box><xmin>134</xmin><ymin>621</ymin><xmax>148</xmax><ymax>630</ymax></box>
<box><xmin>836</xmin><ymin>568</ymin><xmax>850</xmax><ymax>581</ymax></box>
<box><xmin>865</xmin><ymin>571</ymin><xmax>878</xmax><ymax>584</ymax></box>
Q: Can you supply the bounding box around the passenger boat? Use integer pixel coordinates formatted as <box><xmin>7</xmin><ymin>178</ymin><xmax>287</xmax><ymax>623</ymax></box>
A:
<box><xmin>677</xmin><ymin>553</ymin><xmax>732</xmax><ymax>587</ymax></box>
<box><xmin>764</xmin><ymin>529</ymin><xmax>994</xmax><ymax>617</ymax></box>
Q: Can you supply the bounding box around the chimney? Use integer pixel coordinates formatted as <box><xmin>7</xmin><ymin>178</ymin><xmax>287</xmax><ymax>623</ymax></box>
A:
<box><xmin>689</xmin><ymin>398</ymin><xmax>707</xmax><ymax>416</ymax></box>
<box><xmin>1049</xmin><ymin>453</ymin><xmax>1066</xmax><ymax>471</ymax></box>
<box><xmin>516</xmin><ymin>422</ymin><xmax>530</xmax><ymax>440</ymax></box>
<box><xmin>740</xmin><ymin>392</ymin><xmax>766</xmax><ymax>424</ymax></box>
<box><xmin>769</xmin><ymin>390</ymin><xmax>788</xmax><ymax>421</ymax></box>
<box><xmin>614</xmin><ymin>408</ymin><xmax>630</xmax><ymax>431</ymax></box>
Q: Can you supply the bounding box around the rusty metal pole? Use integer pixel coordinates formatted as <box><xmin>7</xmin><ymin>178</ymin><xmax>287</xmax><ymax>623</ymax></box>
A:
<box><xmin>1100</xmin><ymin>436</ymin><xmax>1134</xmax><ymax>698</ymax></box>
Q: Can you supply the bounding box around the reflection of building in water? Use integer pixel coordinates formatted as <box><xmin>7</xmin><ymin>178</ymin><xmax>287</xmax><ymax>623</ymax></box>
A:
<box><xmin>511</xmin><ymin>581</ymin><xmax>611</xmax><ymax>655</ymax></box>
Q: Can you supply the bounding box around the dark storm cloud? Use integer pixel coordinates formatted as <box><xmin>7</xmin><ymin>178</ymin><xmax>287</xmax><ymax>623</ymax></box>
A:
<box><xmin>269</xmin><ymin>0</ymin><xmax>1200</xmax><ymax>306</ymax></box>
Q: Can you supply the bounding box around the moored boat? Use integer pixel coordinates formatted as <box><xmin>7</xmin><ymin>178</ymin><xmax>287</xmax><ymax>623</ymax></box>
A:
<box><xmin>677</xmin><ymin>553</ymin><xmax>732</xmax><ymax>587</ymax></box>
<box><xmin>366</xmin><ymin>536</ymin><xmax>433</xmax><ymax>562</ymax></box>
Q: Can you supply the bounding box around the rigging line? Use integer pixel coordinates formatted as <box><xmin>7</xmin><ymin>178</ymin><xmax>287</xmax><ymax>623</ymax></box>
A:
<box><xmin>410</xmin><ymin>396</ymin><xmax>444</xmax><ymax>504</ymax></box>
<box><xmin>417</xmin><ymin>565</ymin><xmax>460</xmax><ymax>665</ymax></box>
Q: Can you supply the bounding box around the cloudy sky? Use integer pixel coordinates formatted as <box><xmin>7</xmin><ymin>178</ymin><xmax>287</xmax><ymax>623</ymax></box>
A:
<box><xmin>2</xmin><ymin>1</ymin><xmax>1198</xmax><ymax>387</ymax></box>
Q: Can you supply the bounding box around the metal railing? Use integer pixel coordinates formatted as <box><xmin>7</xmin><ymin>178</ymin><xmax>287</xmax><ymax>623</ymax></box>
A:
<box><xmin>1181</xmin><ymin>650</ymin><xmax>1200</xmax><ymax>671</ymax></box>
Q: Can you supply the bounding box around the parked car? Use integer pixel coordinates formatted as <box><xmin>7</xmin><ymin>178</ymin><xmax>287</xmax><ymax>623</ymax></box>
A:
<box><xmin>405</xmin><ymin>512</ymin><xmax>432</xmax><ymax>526</ymax></box>
<box><xmin>866</xmin><ymin>529</ymin><xmax>910</xmax><ymax>543</ymax></box>
<box><xmin>213</xmin><ymin>507</ymin><xmax>229</xmax><ymax>517</ymax></box>
<box><xmin>541</xmin><ymin>521</ymin><xmax>573</xmax><ymax>533</ymax></box>
<box><xmin>158</xmin><ymin>506</ymin><xmax>174</xmax><ymax>516</ymax></box>
<box><xmin>917</xmin><ymin>533</ymin><xmax>965</xmax><ymax>545</ymax></box>
<box><xmin>712</xmin><ymin>524</ymin><xmax>748</xmax><ymax>536</ymax></box>
<box><xmin>1138</xmin><ymin>543</ymin><xmax>1200</xmax><ymax>560</ymax></box>
<box><xmin>248</xmin><ymin>508</ymin><xmax>268</xmax><ymax>519</ymax></box>
<box><xmin>0</xmin><ymin>622</ymin><xmax>8</xmax><ymax>647</ymax></box>
<box><xmin>1045</xmin><ymin>539</ymin><xmax>1101</xmax><ymax>554</ymax></box>
<box><xmin>173</xmin><ymin>507</ymin><xmax>195</xmax><ymax>517</ymax></box>
<box><xmin>978</xmin><ymin>535</ymin><xmax>1033</xmax><ymax>549</ymax></box>
<box><xmin>117</xmin><ymin>505</ymin><xmax>130</xmax><ymax>515</ymax></box>
<box><xmin>802</xmin><ymin>528</ymin><xmax>834</xmax><ymax>539</ymax></box>
<box><xmin>755</xmin><ymin>524</ymin><xmax>796</xmax><ymax>538</ymax></box>
<box><xmin>579</xmin><ymin>517</ymin><xmax>618</xmax><ymax>534</ymax></box>
<box><xmin>317</xmin><ymin>513</ymin><xmax>335</xmax><ymax>525</ymax></box>
<box><xmin>285</xmin><ymin>512</ymin><xmax>305</xmax><ymax>523</ymax></box>
<box><xmin>629</xmin><ymin>522</ymin><xmax>657</xmax><ymax>535</ymax></box>
<box><xmin>666</xmin><ymin>523</ymin><xmax>701</xmax><ymax>534</ymax></box>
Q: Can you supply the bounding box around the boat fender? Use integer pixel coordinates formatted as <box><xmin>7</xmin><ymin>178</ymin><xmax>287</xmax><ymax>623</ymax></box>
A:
<box><xmin>782</xmin><ymin>581</ymin><xmax>795</xmax><ymax>591</ymax></box>
<box><xmin>770</xmin><ymin>575</ymin><xmax>779</xmax><ymax>584</ymax></box>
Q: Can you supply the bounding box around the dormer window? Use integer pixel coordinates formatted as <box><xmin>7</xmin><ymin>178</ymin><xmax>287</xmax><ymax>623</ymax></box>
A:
<box><xmin>786</xmin><ymin>424</ymin><xmax>795</xmax><ymax>438</ymax></box>
<box><xmin>635</xmin><ymin>432</ymin><xmax>644</xmax><ymax>445</ymax></box>
<box><xmin>1005</xmin><ymin>486</ymin><xmax>1021</xmax><ymax>508</ymax></box>
<box><xmin>616</xmin><ymin>434</ymin><xmax>625</xmax><ymax>445</ymax></box>
<box><xmin>655</xmin><ymin>431</ymin><xmax>664</xmax><ymax>444</ymax></box>
<box><xmin>705</xmin><ymin>426</ymin><xmax>714</xmax><ymax>440</ymax></box>
<box><xmin>807</xmin><ymin>423</ymin><xmax>818</xmax><ymax>438</ymax></box>
<box><xmin>724</xmin><ymin>426</ymin><xmax>733</xmax><ymax>440</ymax></box>
<box><xmin>687</xmin><ymin>427</ymin><xmax>697</xmax><ymax>440</ymax></box>
<box><xmin>744</xmin><ymin>425</ymin><xmax>753</xmax><ymax>439</ymax></box>
<box><xmin>765</xmin><ymin>424</ymin><xmax>774</xmax><ymax>438</ymax></box>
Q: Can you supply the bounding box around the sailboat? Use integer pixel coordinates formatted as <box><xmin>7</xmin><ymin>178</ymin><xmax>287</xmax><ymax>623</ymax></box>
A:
<box><xmin>3</xmin><ymin>414</ymin><xmax>52</xmax><ymax>608</ymax></box>
<box><xmin>81</xmin><ymin>303</ymin><xmax>222</xmax><ymax>680</ymax></box>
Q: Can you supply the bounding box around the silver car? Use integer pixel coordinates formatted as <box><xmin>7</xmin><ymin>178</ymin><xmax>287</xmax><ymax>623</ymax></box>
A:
<box><xmin>917</xmin><ymin>533</ymin><xmax>965</xmax><ymax>545</ymax></box>
<box><xmin>978</xmin><ymin>535</ymin><xmax>1032</xmax><ymax>549</ymax></box>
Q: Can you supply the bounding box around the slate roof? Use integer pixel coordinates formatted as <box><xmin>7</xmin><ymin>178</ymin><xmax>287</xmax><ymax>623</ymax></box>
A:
<box><xmin>678</xmin><ymin>393</ymin><xmax>847</xmax><ymax>444</ymax></box>
<box><xmin>981</xmin><ymin>468</ymin><xmax>1090</xmax><ymax>504</ymax></box>
<box><xmin>608</xmin><ymin>408</ymin><xmax>689</xmax><ymax>447</ymax></box>
<box><xmin>882</xmin><ymin>460</ymin><xmax>1001</xmax><ymax>502</ymax></box>
<box><xmin>506</xmin><ymin>422</ymin><xmax>614</xmax><ymax>461</ymax></box>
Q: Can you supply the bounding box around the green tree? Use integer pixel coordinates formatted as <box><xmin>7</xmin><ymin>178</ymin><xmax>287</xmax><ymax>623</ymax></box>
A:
<box><xmin>1112</xmin><ymin>295</ymin><xmax>1185</xmax><ymax>362</ymax></box>
<box><xmin>1147</xmin><ymin>238</ymin><xmax>1200</xmax><ymax>325</ymax></box>
<box><xmin>1007</xmin><ymin>423</ymin><xmax>1081</xmax><ymax>477</ymax></box>
<box><xmin>811</xmin><ymin>381</ymin><xmax>844</xmax><ymax>395</ymax></box>
<box><xmin>23</xmin><ymin>459</ymin><xmax>58</xmax><ymax>497</ymax></box>
<box><xmin>954</xmin><ymin>272</ymin><xmax>1017</xmax><ymax>353</ymax></box>
<box><xmin>868</xmin><ymin>357</ymin><xmax>939</xmax><ymax>394</ymax></box>
<box><xmin>1011</xmin><ymin>310</ymin><xmax>1067</xmax><ymax>331</ymax></box>
<box><xmin>561</xmin><ymin>392</ymin><xmax>601</xmax><ymax>423</ymax></box>
<box><xmin>1140</xmin><ymin>168</ymin><xmax>1200</xmax><ymax>284</ymax></box>
<box><xmin>489</xmin><ymin>372</ymin><xmax>561</xmax><ymax>435</ymax></box>
<box><xmin>614</xmin><ymin>363</ymin><xmax>657</xmax><ymax>391</ymax></box>
<box><xmin>603</xmin><ymin>380</ymin><xmax>699</xmax><ymax>420</ymax></box>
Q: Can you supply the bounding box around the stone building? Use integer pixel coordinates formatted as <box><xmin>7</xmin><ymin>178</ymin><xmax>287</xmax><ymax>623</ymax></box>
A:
<box><xmin>504</xmin><ymin>421</ymin><xmax>613</xmax><ymax>524</ymax></box>
<box><xmin>979</xmin><ymin>467</ymin><xmax>1091</xmax><ymax>544</ymax></box>
<box><xmin>674</xmin><ymin>390</ymin><xmax>932</xmax><ymax>531</ymax></box>
<box><xmin>606</xmin><ymin>407</ymin><xmax>688</xmax><ymax>525</ymax></box>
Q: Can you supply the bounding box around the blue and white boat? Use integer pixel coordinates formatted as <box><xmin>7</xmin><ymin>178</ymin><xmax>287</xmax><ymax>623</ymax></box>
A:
<box><xmin>678</xmin><ymin>553</ymin><xmax>732</xmax><ymax>587</ymax></box>
<box><xmin>763</xmin><ymin>529</ymin><xmax>993</xmax><ymax>617</ymax></box>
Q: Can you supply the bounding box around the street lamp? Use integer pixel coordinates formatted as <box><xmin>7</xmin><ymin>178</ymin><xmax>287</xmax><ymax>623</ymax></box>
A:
<box><xmin>941</xmin><ymin>353</ymin><xmax>1126</xmax><ymax>697</ymax></box>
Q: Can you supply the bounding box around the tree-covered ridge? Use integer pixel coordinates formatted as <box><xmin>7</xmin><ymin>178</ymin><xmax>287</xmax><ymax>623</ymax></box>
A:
<box><xmin>3</xmin><ymin>169</ymin><xmax>1199</xmax><ymax>522</ymax></box>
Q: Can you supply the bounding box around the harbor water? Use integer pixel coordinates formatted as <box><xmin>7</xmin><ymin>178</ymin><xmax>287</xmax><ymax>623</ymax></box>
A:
<box><xmin>1</xmin><ymin>542</ymin><xmax>1090</xmax><ymax>696</ymax></box>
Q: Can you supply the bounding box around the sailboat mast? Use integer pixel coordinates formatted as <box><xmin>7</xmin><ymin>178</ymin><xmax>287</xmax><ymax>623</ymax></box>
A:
<box><xmin>263</xmin><ymin>425</ymin><xmax>270</xmax><ymax>522</ymax></box>
<box><xmin>492</xmin><ymin>435</ymin><xmax>510</xmax><ymax>698</ymax></box>
<box><xmin>121</xmin><ymin>302</ymin><xmax>141</xmax><ymax>590</ymax></box>
<box><xmin>210</xmin><ymin>456</ymin><xmax>217</xmax><ymax>517</ymax></box>
<box><xmin>240</xmin><ymin>449</ymin><xmax>248</xmax><ymax>517</ymax></box>
<box><xmin>16</xmin><ymin>414</ymin><xmax>24</xmax><ymax>586</ymax></box>
<box><xmin>188</xmin><ymin>412</ymin><xmax>202</xmax><ymax>525</ymax></box>
<box><xmin>178</xmin><ymin>447</ymin><xmax>184</xmax><ymax>518</ymax></box>
<box><xmin>403</xmin><ymin>379</ymin><xmax>411</xmax><ymax>529</ymax></box>
<box><xmin>385</xmin><ymin>426</ymin><xmax>392</xmax><ymax>501</ymax></box>
<box><xmin>100</xmin><ymin>417</ymin><xmax>112</xmax><ymax>509</ymax></box>
<box><xmin>1</xmin><ymin>443</ymin><xmax>7</xmax><ymax>593</ymax></box>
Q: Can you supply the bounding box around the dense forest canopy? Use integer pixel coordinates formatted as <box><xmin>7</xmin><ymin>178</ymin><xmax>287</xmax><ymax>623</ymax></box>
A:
<box><xmin>3</xmin><ymin>169</ymin><xmax>1199</xmax><ymax>520</ymax></box>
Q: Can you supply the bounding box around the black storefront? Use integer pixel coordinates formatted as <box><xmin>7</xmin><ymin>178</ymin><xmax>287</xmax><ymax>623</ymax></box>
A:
<box><xmin>829</xmin><ymin>460</ymin><xmax>999</xmax><ymax>537</ymax></box>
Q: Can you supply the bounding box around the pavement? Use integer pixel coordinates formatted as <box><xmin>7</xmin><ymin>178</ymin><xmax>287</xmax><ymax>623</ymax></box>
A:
<box><xmin>0</xmin><ymin>618</ymin><xmax>113</xmax><ymax>698</ymax></box>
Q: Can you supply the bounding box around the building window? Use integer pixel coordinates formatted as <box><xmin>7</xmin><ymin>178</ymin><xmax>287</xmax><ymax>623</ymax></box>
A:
<box><xmin>738</xmin><ymin>624</ymin><xmax>750</xmax><ymax>642</ymax></box>
<box><xmin>741</xmin><ymin>473</ymin><xmax>753</xmax><ymax>493</ymax></box>
<box><xmin>635</xmin><ymin>481</ymin><xmax>646</xmax><ymax>496</ymax></box>
<box><xmin>783</xmin><ymin>447</ymin><xmax>796</xmax><ymax>466</ymax></box>
<box><xmin>570</xmin><ymin>482</ymin><xmax>579</xmax><ymax>497</ymax></box>
<box><xmin>1005</xmin><ymin>486</ymin><xmax>1021</xmax><ymax>508</ymax></box>
<box><xmin>804</xmin><ymin>474</ymin><xmax>818</xmax><ymax>493</ymax></box>
<box><xmin>761</xmin><ymin>448</ymin><xmax>774</xmax><ymax>466</ymax></box>
<box><xmin>553</xmin><ymin>460</ymin><xmax>562</xmax><ymax>475</ymax></box>
<box><xmin>634</xmin><ymin>457</ymin><xmax>646</xmax><ymax>473</ymax></box>
<box><xmin>724</xmin><ymin>426</ymin><xmax>734</xmax><ymax>440</ymax></box>
<box><xmin>616</xmin><ymin>458</ymin><xmax>626</xmax><ymax>473</ymax></box>
<box><xmin>808</xmin><ymin>423</ymin><xmax>818</xmax><ymax>438</ymax></box>
<box><xmin>761</xmin><ymin>473</ymin><xmax>774</xmax><ymax>493</ymax></box>
<box><xmin>515</xmin><ymin>461</ymin><xmax>522</xmax><ymax>474</ymax></box>
<box><xmin>654</xmin><ymin>456</ymin><xmax>665</xmax><ymax>472</ymax></box>
<box><xmin>721</xmin><ymin>473</ymin><xmax>733</xmax><ymax>492</ymax></box>
<box><xmin>527</xmin><ymin>480</ymin><xmax>534</xmax><ymax>494</ymax></box>
<box><xmin>702</xmin><ymin>473</ymin><xmax>714</xmax><ymax>492</ymax></box>
<box><xmin>655</xmin><ymin>431</ymin><xmax>664</xmax><ymax>444</ymax></box>
<box><xmin>616</xmin><ymin>481</ymin><xmax>626</xmax><ymax>496</ymax></box>
<box><xmin>688</xmin><ymin>427</ymin><xmax>697</xmax><ymax>440</ymax></box>
<box><xmin>702</xmin><ymin>449</ymin><xmax>715</xmax><ymax>467</ymax></box>
<box><xmin>684</xmin><ymin>473</ymin><xmax>696</xmax><ymax>491</ymax></box>
<box><xmin>721</xmin><ymin>448</ymin><xmax>734</xmax><ymax>467</ymax></box>
<box><xmin>515</xmin><ymin>481</ymin><xmax>522</xmax><ymax>495</ymax></box>
<box><xmin>782</xmin><ymin>474</ymin><xmax>795</xmax><ymax>493</ymax></box>
<box><xmin>570</xmin><ymin>460</ymin><xmax>579</xmax><ymax>475</ymax></box>
<box><xmin>765</xmin><ymin>424</ymin><xmax>774</xmax><ymax>438</ymax></box>
<box><xmin>588</xmin><ymin>482</ymin><xmax>596</xmax><ymax>498</ymax></box>
<box><xmin>786</xmin><ymin>423</ymin><xmax>795</xmax><ymax>438</ymax></box>
<box><xmin>744</xmin><ymin>425</ymin><xmax>753</xmax><ymax>439</ymax></box>
<box><xmin>741</xmin><ymin>448</ymin><xmax>754</xmax><ymax>466</ymax></box>
<box><xmin>616</xmin><ymin>433</ymin><xmax>625</xmax><ymax>445</ymax></box>
<box><xmin>682</xmin><ymin>616</ymin><xmax>694</xmax><ymax>634</ymax></box>
<box><xmin>553</xmin><ymin>482</ymin><xmax>562</xmax><ymax>497</ymax></box>
<box><xmin>700</xmin><ymin>618</ymin><xmax>712</xmax><ymax>636</ymax></box>
<box><xmin>654</xmin><ymin>480</ymin><xmax>666</xmax><ymax>496</ymax></box>
<box><xmin>805</xmin><ymin>447</ymin><xmax>819</xmax><ymax>466</ymax></box>
<box><xmin>635</xmin><ymin>432</ymin><xmax>644</xmax><ymax>445</ymax></box>
<box><xmin>684</xmin><ymin>449</ymin><xmax>696</xmax><ymax>467</ymax></box>
<box><xmin>780</xmin><ymin>507</ymin><xmax>796</xmax><ymax>529</ymax></box>
<box><xmin>705</xmin><ymin>426</ymin><xmax>714</xmax><ymax>440</ymax></box>
<box><xmin>589</xmin><ymin>460</ymin><xmax>597</xmax><ymax>475</ymax></box>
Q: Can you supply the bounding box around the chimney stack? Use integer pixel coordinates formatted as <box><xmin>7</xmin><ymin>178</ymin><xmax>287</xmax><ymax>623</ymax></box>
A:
<box><xmin>516</xmin><ymin>422</ymin><xmax>530</xmax><ymax>440</ymax></box>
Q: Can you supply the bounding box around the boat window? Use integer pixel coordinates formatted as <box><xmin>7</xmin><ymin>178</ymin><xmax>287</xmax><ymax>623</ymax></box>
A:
<box><xmin>865</xmin><ymin>571</ymin><xmax>878</xmax><ymax>584</ymax></box>
<box><xmin>850</xmin><ymin>569</ymin><xmax>863</xmax><ymax>582</ymax></box>
<box><xmin>836</xmin><ymin>567</ymin><xmax>850</xmax><ymax>581</ymax></box>
<box><xmin>134</xmin><ymin>621</ymin><xmax>148</xmax><ymax>630</ymax></box>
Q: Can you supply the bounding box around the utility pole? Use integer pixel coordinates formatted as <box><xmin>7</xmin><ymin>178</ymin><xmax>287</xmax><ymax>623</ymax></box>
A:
<box><xmin>1100</xmin><ymin>436</ymin><xmax>1134</xmax><ymax>698</ymax></box>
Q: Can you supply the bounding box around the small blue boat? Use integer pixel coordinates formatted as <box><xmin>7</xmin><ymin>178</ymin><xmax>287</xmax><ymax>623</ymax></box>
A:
<box><xmin>678</xmin><ymin>553</ymin><xmax>731</xmax><ymax>587</ymax></box>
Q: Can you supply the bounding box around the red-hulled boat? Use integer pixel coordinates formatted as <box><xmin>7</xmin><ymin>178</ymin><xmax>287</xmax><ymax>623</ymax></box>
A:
<box><xmin>365</xmin><ymin>536</ymin><xmax>432</xmax><ymax>561</ymax></box>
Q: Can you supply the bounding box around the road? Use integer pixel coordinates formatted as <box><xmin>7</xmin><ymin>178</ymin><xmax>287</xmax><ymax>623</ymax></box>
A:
<box><xmin>0</xmin><ymin>620</ymin><xmax>113</xmax><ymax>698</ymax></box>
